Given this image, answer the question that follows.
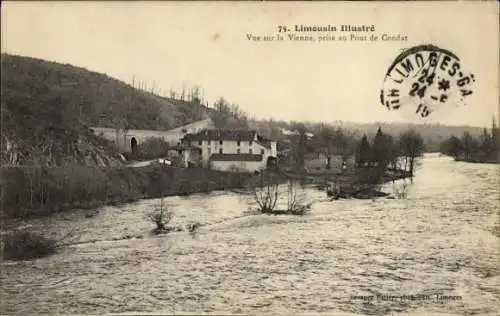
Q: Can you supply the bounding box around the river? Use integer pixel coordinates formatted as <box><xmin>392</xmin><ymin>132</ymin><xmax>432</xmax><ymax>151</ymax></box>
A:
<box><xmin>1</xmin><ymin>154</ymin><xmax>499</xmax><ymax>315</ymax></box>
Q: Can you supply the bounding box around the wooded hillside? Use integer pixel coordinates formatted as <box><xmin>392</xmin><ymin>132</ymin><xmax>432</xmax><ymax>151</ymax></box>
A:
<box><xmin>0</xmin><ymin>53</ymin><xmax>210</xmax><ymax>166</ymax></box>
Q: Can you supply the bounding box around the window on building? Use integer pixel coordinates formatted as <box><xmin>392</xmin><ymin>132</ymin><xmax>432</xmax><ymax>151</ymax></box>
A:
<box><xmin>198</xmin><ymin>140</ymin><xmax>202</xmax><ymax>146</ymax></box>
<box><xmin>219</xmin><ymin>140</ymin><xmax>223</xmax><ymax>145</ymax></box>
<box><xmin>261</xmin><ymin>149</ymin><xmax>265</xmax><ymax>155</ymax></box>
<box><xmin>219</xmin><ymin>148</ymin><xmax>223</xmax><ymax>154</ymax></box>
<box><xmin>249</xmin><ymin>141</ymin><xmax>253</xmax><ymax>146</ymax></box>
<box><xmin>207</xmin><ymin>140</ymin><xmax>211</xmax><ymax>145</ymax></box>
<box><xmin>208</xmin><ymin>148</ymin><xmax>211</xmax><ymax>155</ymax></box>
<box><xmin>237</xmin><ymin>140</ymin><xmax>241</xmax><ymax>146</ymax></box>
<box><xmin>237</xmin><ymin>149</ymin><xmax>241</xmax><ymax>154</ymax></box>
<box><xmin>249</xmin><ymin>149</ymin><xmax>253</xmax><ymax>154</ymax></box>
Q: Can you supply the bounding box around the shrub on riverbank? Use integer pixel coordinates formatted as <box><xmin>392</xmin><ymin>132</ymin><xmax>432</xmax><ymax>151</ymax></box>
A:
<box><xmin>1</xmin><ymin>164</ymin><xmax>250</xmax><ymax>219</ymax></box>
<box><xmin>250</xmin><ymin>173</ymin><xmax>313</xmax><ymax>216</ymax></box>
<box><xmin>2</xmin><ymin>231</ymin><xmax>57</xmax><ymax>260</ymax></box>
<box><xmin>148</xmin><ymin>199</ymin><xmax>175</xmax><ymax>234</ymax></box>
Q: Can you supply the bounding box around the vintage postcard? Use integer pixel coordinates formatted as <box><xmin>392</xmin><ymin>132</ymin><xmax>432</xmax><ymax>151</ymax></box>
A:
<box><xmin>1</xmin><ymin>1</ymin><xmax>499</xmax><ymax>315</ymax></box>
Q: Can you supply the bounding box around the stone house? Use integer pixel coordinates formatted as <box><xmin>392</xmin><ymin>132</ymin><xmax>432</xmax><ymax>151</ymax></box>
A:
<box><xmin>181</xmin><ymin>129</ymin><xmax>277</xmax><ymax>172</ymax></box>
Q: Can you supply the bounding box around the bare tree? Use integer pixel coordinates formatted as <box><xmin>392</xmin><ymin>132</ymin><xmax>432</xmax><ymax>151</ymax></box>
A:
<box><xmin>181</xmin><ymin>83</ymin><xmax>186</xmax><ymax>100</ymax></box>
<box><xmin>190</xmin><ymin>85</ymin><xmax>201</xmax><ymax>102</ymax></box>
<box><xmin>250</xmin><ymin>172</ymin><xmax>312</xmax><ymax>215</ymax></box>
<box><xmin>317</xmin><ymin>123</ymin><xmax>335</xmax><ymax>169</ymax></box>
<box><xmin>286</xmin><ymin>178</ymin><xmax>311</xmax><ymax>215</ymax></box>
<box><xmin>392</xmin><ymin>179</ymin><xmax>410</xmax><ymax>199</ymax></box>
<box><xmin>147</xmin><ymin>199</ymin><xmax>174</xmax><ymax>234</ymax></box>
<box><xmin>151</xmin><ymin>80</ymin><xmax>156</xmax><ymax>94</ymax></box>
<box><xmin>398</xmin><ymin>130</ymin><xmax>425</xmax><ymax>176</ymax></box>
<box><xmin>252</xmin><ymin>172</ymin><xmax>279</xmax><ymax>213</ymax></box>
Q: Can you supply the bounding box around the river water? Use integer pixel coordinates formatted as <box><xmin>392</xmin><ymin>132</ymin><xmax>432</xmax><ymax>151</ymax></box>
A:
<box><xmin>1</xmin><ymin>154</ymin><xmax>499</xmax><ymax>315</ymax></box>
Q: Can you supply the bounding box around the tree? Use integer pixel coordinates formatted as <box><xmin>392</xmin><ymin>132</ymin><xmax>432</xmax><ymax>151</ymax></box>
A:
<box><xmin>490</xmin><ymin>116</ymin><xmax>500</xmax><ymax>156</ymax></box>
<box><xmin>479</xmin><ymin>128</ymin><xmax>493</xmax><ymax>154</ymax></box>
<box><xmin>460</xmin><ymin>131</ymin><xmax>479</xmax><ymax>159</ymax></box>
<box><xmin>398</xmin><ymin>130</ymin><xmax>425</xmax><ymax>176</ymax></box>
<box><xmin>315</xmin><ymin>125</ymin><xmax>356</xmax><ymax>169</ymax></box>
<box><xmin>249</xmin><ymin>172</ymin><xmax>312</xmax><ymax>215</ymax></box>
<box><xmin>440</xmin><ymin>135</ymin><xmax>462</xmax><ymax>159</ymax></box>
<box><xmin>211</xmin><ymin>97</ymin><xmax>231</xmax><ymax>128</ymax></box>
<box><xmin>371</xmin><ymin>127</ymin><xmax>394</xmax><ymax>171</ymax></box>
<box><xmin>136</xmin><ymin>137</ymin><xmax>170</xmax><ymax>160</ymax></box>
<box><xmin>384</xmin><ymin>134</ymin><xmax>399</xmax><ymax>170</ymax></box>
<box><xmin>332</xmin><ymin>128</ymin><xmax>352</xmax><ymax>164</ymax></box>
<box><xmin>291</xmin><ymin>124</ymin><xmax>307</xmax><ymax>172</ymax></box>
<box><xmin>355</xmin><ymin>134</ymin><xmax>371</xmax><ymax>168</ymax></box>
<box><xmin>317</xmin><ymin>124</ymin><xmax>335</xmax><ymax>169</ymax></box>
<box><xmin>268</xmin><ymin>123</ymin><xmax>282</xmax><ymax>140</ymax></box>
<box><xmin>251</xmin><ymin>172</ymin><xmax>279</xmax><ymax>213</ymax></box>
<box><xmin>210</xmin><ymin>97</ymin><xmax>249</xmax><ymax>130</ymax></box>
<box><xmin>190</xmin><ymin>85</ymin><xmax>201</xmax><ymax>102</ymax></box>
<box><xmin>439</xmin><ymin>118</ymin><xmax>499</xmax><ymax>162</ymax></box>
<box><xmin>286</xmin><ymin>178</ymin><xmax>311</xmax><ymax>215</ymax></box>
<box><xmin>371</xmin><ymin>127</ymin><xmax>384</xmax><ymax>167</ymax></box>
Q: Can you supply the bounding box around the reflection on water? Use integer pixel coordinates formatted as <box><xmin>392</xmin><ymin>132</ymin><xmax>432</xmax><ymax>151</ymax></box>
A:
<box><xmin>1</xmin><ymin>154</ymin><xmax>499</xmax><ymax>315</ymax></box>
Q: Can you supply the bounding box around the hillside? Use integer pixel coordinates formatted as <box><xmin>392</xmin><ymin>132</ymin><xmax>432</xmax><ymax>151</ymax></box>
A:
<box><xmin>0</xmin><ymin>53</ymin><xmax>210</xmax><ymax>166</ymax></box>
<box><xmin>1</xmin><ymin>54</ymin><xmax>209</xmax><ymax>130</ymax></box>
<box><xmin>250</xmin><ymin>119</ymin><xmax>487</xmax><ymax>152</ymax></box>
<box><xmin>1</xmin><ymin>53</ymin><xmax>489</xmax><ymax>167</ymax></box>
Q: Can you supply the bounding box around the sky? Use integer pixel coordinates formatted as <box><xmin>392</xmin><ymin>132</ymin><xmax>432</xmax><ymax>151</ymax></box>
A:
<box><xmin>2</xmin><ymin>1</ymin><xmax>498</xmax><ymax>127</ymax></box>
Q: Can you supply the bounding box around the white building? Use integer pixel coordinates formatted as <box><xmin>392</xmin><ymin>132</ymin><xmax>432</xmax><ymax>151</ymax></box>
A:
<box><xmin>181</xmin><ymin>129</ymin><xmax>277</xmax><ymax>172</ymax></box>
<box><xmin>281</xmin><ymin>128</ymin><xmax>314</xmax><ymax>138</ymax></box>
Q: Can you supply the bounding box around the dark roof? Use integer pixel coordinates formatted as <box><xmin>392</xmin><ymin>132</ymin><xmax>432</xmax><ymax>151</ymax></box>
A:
<box><xmin>209</xmin><ymin>154</ymin><xmax>263</xmax><ymax>162</ymax></box>
<box><xmin>182</xmin><ymin>129</ymin><xmax>257</xmax><ymax>142</ymax></box>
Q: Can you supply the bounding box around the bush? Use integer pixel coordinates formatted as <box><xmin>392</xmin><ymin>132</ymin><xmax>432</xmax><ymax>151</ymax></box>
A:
<box><xmin>147</xmin><ymin>200</ymin><xmax>174</xmax><ymax>234</ymax></box>
<box><xmin>2</xmin><ymin>231</ymin><xmax>57</xmax><ymax>260</ymax></box>
<box><xmin>392</xmin><ymin>180</ymin><xmax>410</xmax><ymax>199</ymax></box>
<box><xmin>289</xmin><ymin>202</ymin><xmax>312</xmax><ymax>215</ymax></box>
<box><xmin>186</xmin><ymin>221</ymin><xmax>201</xmax><ymax>237</ymax></box>
<box><xmin>251</xmin><ymin>174</ymin><xmax>313</xmax><ymax>216</ymax></box>
<box><xmin>136</xmin><ymin>137</ymin><xmax>170</xmax><ymax>160</ymax></box>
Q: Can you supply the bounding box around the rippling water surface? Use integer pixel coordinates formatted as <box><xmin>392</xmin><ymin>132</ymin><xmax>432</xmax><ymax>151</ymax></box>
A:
<box><xmin>1</xmin><ymin>154</ymin><xmax>499</xmax><ymax>315</ymax></box>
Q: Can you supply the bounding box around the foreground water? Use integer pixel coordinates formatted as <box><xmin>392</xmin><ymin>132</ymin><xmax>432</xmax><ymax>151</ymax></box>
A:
<box><xmin>1</xmin><ymin>154</ymin><xmax>499</xmax><ymax>315</ymax></box>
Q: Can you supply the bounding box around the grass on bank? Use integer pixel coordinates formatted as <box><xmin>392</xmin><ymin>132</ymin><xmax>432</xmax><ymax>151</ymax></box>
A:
<box><xmin>1</xmin><ymin>163</ymin><xmax>251</xmax><ymax>219</ymax></box>
<box><xmin>2</xmin><ymin>231</ymin><xmax>57</xmax><ymax>261</ymax></box>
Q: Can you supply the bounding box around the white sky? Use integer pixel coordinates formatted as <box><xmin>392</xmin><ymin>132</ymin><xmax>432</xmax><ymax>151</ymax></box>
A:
<box><xmin>2</xmin><ymin>1</ymin><xmax>498</xmax><ymax>127</ymax></box>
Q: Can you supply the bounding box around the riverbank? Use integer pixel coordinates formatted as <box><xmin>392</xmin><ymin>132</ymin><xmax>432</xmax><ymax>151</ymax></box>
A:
<box><xmin>282</xmin><ymin>167</ymin><xmax>412</xmax><ymax>186</ymax></box>
<box><xmin>1</xmin><ymin>163</ymin><xmax>411</xmax><ymax>220</ymax></box>
<box><xmin>1</xmin><ymin>163</ymin><xmax>252</xmax><ymax>219</ymax></box>
<box><xmin>455</xmin><ymin>156</ymin><xmax>499</xmax><ymax>164</ymax></box>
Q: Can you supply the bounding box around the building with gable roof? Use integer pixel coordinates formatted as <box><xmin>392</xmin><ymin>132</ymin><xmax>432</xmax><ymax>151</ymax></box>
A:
<box><xmin>181</xmin><ymin>129</ymin><xmax>277</xmax><ymax>172</ymax></box>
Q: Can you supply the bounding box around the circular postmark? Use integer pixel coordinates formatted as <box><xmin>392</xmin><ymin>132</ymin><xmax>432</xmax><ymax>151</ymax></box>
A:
<box><xmin>380</xmin><ymin>44</ymin><xmax>476</xmax><ymax>120</ymax></box>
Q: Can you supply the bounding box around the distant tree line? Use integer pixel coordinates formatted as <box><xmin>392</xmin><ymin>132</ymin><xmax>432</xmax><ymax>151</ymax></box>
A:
<box><xmin>440</xmin><ymin>118</ymin><xmax>499</xmax><ymax>163</ymax></box>
<box><xmin>283</xmin><ymin>123</ymin><xmax>425</xmax><ymax>177</ymax></box>
<box><xmin>357</xmin><ymin>128</ymin><xmax>425</xmax><ymax>176</ymax></box>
